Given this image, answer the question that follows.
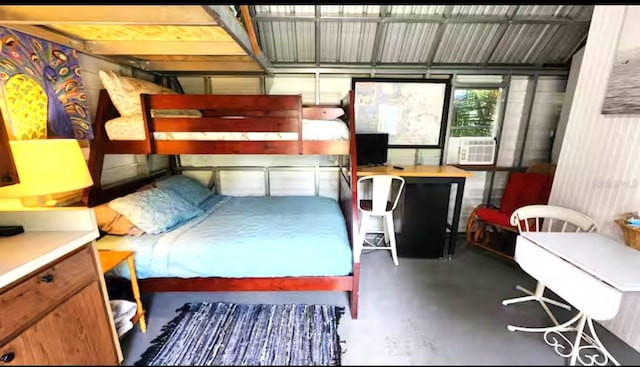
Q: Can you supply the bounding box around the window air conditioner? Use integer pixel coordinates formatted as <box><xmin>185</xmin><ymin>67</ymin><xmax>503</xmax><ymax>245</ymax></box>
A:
<box><xmin>458</xmin><ymin>138</ymin><xmax>496</xmax><ymax>165</ymax></box>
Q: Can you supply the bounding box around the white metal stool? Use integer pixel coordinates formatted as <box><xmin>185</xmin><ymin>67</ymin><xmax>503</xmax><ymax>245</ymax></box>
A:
<box><xmin>355</xmin><ymin>174</ymin><xmax>405</xmax><ymax>265</ymax></box>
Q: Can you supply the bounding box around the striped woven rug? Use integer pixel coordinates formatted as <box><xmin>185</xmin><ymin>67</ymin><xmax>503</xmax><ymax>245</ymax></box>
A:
<box><xmin>134</xmin><ymin>302</ymin><xmax>344</xmax><ymax>366</ymax></box>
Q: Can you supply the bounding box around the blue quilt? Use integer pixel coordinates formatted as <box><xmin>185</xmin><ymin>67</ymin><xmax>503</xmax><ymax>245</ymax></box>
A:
<box><xmin>109</xmin><ymin>195</ymin><xmax>353</xmax><ymax>279</ymax></box>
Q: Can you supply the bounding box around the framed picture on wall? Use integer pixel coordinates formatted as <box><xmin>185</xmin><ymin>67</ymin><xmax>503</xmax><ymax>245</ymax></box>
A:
<box><xmin>602</xmin><ymin>7</ymin><xmax>640</xmax><ymax>115</ymax></box>
<box><xmin>0</xmin><ymin>26</ymin><xmax>93</xmax><ymax>140</ymax></box>
<box><xmin>351</xmin><ymin>78</ymin><xmax>451</xmax><ymax>149</ymax></box>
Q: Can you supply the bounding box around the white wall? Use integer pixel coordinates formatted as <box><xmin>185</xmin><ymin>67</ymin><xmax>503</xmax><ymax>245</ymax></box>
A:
<box><xmin>179</xmin><ymin>154</ymin><xmax>340</xmax><ymax>200</ymax></box>
<box><xmin>178</xmin><ymin>76</ymin><xmax>262</xmax><ymax>95</ymax></box>
<box><xmin>521</xmin><ymin>76</ymin><xmax>566</xmax><ymax>166</ymax></box>
<box><xmin>79</xmin><ymin>54</ymin><xmax>130</xmax><ymax>123</ymax></box>
<box><xmin>549</xmin><ymin>5</ymin><xmax>640</xmax><ymax>351</ymax></box>
<box><xmin>78</xmin><ymin>53</ymin><xmax>169</xmax><ymax>187</ymax></box>
<box><xmin>552</xmin><ymin>47</ymin><xmax>585</xmax><ymax>164</ymax></box>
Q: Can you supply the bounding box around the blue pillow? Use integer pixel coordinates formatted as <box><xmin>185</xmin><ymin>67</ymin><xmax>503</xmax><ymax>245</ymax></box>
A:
<box><xmin>155</xmin><ymin>175</ymin><xmax>214</xmax><ymax>207</ymax></box>
<box><xmin>109</xmin><ymin>186</ymin><xmax>203</xmax><ymax>234</ymax></box>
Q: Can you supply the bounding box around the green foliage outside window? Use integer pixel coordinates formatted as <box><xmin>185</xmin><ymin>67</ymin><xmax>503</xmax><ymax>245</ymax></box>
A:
<box><xmin>451</xmin><ymin>89</ymin><xmax>500</xmax><ymax>137</ymax></box>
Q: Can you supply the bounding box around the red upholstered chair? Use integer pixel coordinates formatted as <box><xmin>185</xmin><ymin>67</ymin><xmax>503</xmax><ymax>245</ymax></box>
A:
<box><xmin>465</xmin><ymin>168</ymin><xmax>555</xmax><ymax>259</ymax></box>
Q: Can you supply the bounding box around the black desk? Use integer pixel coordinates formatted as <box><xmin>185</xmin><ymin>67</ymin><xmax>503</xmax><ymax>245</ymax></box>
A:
<box><xmin>357</xmin><ymin>165</ymin><xmax>472</xmax><ymax>259</ymax></box>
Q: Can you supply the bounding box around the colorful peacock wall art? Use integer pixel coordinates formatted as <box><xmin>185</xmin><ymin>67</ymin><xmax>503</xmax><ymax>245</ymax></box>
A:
<box><xmin>0</xmin><ymin>26</ymin><xmax>93</xmax><ymax>140</ymax></box>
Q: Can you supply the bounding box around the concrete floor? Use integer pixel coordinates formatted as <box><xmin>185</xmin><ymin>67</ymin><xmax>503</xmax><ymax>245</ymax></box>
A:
<box><xmin>120</xmin><ymin>242</ymin><xmax>640</xmax><ymax>365</ymax></box>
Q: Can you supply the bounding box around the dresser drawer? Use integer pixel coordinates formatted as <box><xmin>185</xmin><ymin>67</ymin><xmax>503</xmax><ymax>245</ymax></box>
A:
<box><xmin>0</xmin><ymin>245</ymin><xmax>97</xmax><ymax>344</ymax></box>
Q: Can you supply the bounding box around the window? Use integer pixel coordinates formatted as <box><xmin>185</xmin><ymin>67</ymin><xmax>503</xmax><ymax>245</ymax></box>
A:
<box><xmin>451</xmin><ymin>88</ymin><xmax>500</xmax><ymax>138</ymax></box>
<box><xmin>353</xmin><ymin>79</ymin><xmax>450</xmax><ymax>148</ymax></box>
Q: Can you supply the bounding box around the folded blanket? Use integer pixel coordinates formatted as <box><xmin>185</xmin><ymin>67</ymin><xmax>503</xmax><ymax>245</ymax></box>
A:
<box><xmin>110</xmin><ymin>299</ymin><xmax>138</xmax><ymax>337</ymax></box>
<box><xmin>116</xmin><ymin>320</ymin><xmax>134</xmax><ymax>337</ymax></box>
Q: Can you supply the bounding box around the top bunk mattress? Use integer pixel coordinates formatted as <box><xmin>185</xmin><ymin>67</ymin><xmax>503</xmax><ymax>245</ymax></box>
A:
<box><xmin>98</xmin><ymin>194</ymin><xmax>353</xmax><ymax>279</ymax></box>
<box><xmin>105</xmin><ymin>116</ymin><xmax>350</xmax><ymax>141</ymax></box>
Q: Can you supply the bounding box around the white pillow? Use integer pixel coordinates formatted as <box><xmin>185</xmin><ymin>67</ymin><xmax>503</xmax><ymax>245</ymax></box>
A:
<box><xmin>98</xmin><ymin>70</ymin><xmax>178</xmax><ymax>116</ymax></box>
<box><xmin>104</xmin><ymin>111</ymin><xmax>203</xmax><ymax>141</ymax></box>
<box><xmin>104</xmin><ymin>114</ymin><xmax>147</xmax><ymax>141</ymax></box>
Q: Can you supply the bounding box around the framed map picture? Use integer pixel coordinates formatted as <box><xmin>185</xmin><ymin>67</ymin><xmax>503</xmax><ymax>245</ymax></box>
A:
<box><xmin>352</xmin><ymin>78</ymin><xmax>451</xmax><ymax>149</ymax></box>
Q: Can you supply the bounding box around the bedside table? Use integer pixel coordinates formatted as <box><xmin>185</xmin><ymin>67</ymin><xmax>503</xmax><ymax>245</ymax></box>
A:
<box><xmin>98</xmin><ymin>250</ymin><xmax>147</xmax><ymax>333</ymax></box>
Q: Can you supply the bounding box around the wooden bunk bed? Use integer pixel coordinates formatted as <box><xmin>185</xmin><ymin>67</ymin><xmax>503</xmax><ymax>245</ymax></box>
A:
<box><xmin>86</xmin><ymin>89</ymin><xmax>361</xmax><ymax>319</ymax></box>
<box><xmin>91</xmin><ymin>91</ymin><xmax>350</xmax><ymax>156</ymax></box>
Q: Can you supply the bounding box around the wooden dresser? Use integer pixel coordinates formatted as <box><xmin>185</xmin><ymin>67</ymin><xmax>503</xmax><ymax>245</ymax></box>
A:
<box><xmin>0</xmin><ymin>208</ymin><xmax>121</xmax><ymax>365</ymax></box>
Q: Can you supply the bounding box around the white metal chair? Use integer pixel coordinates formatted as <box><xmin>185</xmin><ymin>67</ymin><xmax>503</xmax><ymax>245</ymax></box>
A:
<box><xmin>503</xmin><ymin>204</ymin><xmax>599</xmax><ymax>329</ymax></box>
<box><xmin>355</xmin><ymin>175</ymin><xmax>405</xmax><ymax>266</ymax></box>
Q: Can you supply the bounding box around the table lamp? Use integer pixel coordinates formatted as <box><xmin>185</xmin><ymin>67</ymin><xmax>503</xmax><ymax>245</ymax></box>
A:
<box><xmin>0</xmin><ymin>139</ymin><xmax>93</xmax><ymax>207</ymax></box>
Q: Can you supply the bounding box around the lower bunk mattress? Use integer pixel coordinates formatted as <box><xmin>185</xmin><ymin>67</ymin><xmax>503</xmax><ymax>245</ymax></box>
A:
<box><xmin>98</xmin><ymin>195</ymin><xmax>353</xmax><ymax>279</ymax></box>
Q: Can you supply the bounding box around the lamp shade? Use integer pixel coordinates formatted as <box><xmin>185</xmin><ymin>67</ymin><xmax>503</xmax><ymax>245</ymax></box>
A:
<box><xmin>0</xmin><ymin>139</ymin><xmax>93</xmax><ymax>198</ymax></box>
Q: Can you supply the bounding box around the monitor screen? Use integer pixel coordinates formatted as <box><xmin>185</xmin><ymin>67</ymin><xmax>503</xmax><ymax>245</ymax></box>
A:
<box><xmin>356</xmin><ymin>133</ymin><xmax>389</xmax><ymax>166</ymax></box>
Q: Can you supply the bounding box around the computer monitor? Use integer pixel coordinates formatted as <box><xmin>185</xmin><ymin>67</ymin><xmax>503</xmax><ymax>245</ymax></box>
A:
<box><xmin>356</xmin><ymin>133</ymin><xmax>389</xmax><ymax>166</ymax></box>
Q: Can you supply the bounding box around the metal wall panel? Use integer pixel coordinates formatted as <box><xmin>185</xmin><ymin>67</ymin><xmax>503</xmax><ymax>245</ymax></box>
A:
<box><xmin>516</xmin><ymin>5</ymin><xmax>581</xmax><ymax>18</ymax></box>
<box><xmin>320</xmin><ymin>22</ymin><xmax>376</xmax><ymax>63</ymax></box>
<box><xmin>254</xmin><ymin>5</ymin><xmax>593</xmax><ymax>68</ymax></box>
<box><xmin>318</xmin><ymin>75</ymin><xmax>351</xmax><ymax>104</ymax></box>
<box><xmin>254</xmin><ymin>5</ymin><xmax>314</xmax><ymax>16</ymax></box>
<box><xmin>535</xmin><ymin>23</ymin><xmax>590</xmax><ymax>64</ymax></box>
<box><xmin>378</xmin><ymin>22</ymin><xmax>438</xmax><ymax>63</ymax></box>
<box><xmin>521</xmin><ymin>76</ymin><xmax>567</xmax><ymax>166</ymax></box>
<box><xmin>449</xmin><ymin>5</ymin><xmax>514</xmax><ymax>17</ymax></box>
<box><xmin>549</xmin><ymin>5</ymin><xmax>640</xmax><ymax>352</ymax></box>
<box><xmin>321</xmin><ymin>5</ymin><xmax>381</xmax><ymax>16</ymax></box>
<box><xmin>489</xmin><ymin>24</ymin><xmax>558</xmax><ymax>64</ymax></box>
<box><xmin>572</xmin><ymin>5</ymin><xmax>595</xmax><ymax>20</ymax></box>
<box><xmin>257</xmin><ymin>21</ymin><xmax>315</xmax><ymax>63</ymax></box>
<box><xmin>388</xmin><ymin>5</ymin><xmax>445</xmax><ymax>17</ymax></box>
<box><xmin>495</xmin><ymin>76</ymin><xmax>529</xmax><ymax>167</ymax></box>
<box><xmin>266</xmin><ymin>74</ymin><xmax>316</xmax><ymax>103</ymax></box>
<box><xmin>434</xmin><ymin>23</ymin><xmax>501</xmax><ymax>64</ymax></box>
<box><xmin>209</xmin><ymin>76</ymin><xmax>262</xmax><ymax>94</ymax></box>
<box><xmin>552</xmin><ymin>48</ymin><xmax>585</xmax><ymax>164</ymax></box>
<box><xmin>177</xmin><ymin>77</ymin><xmax>205</xmax><ymax>94</ymax></box>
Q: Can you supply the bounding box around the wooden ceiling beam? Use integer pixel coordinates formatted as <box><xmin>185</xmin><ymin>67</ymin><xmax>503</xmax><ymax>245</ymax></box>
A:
<box><xmin>0</xmin><ymin>6</ymin><xmax>218</xmax><ymax>25</ymax></box>
<box><xmin>142</xmin><ymin>60</ymin><xmax>264</xmax><ymax>72</ymax></box>
<box><xmin>85</xmin><ymin>40</ymin><xmax>247</xmax><ymax>56</ymax></box>
<box><xmin>137</xmin><ymin>55</ymin><xmax>255</xmax><ymax>62</ymax></box>
<box><xmin>4</xmin><ymin>25</ymin><xmax>88</xmax><ymax>52</ymax></box>
<box><xmin>3</xmin><ymin>25</ymin><xmax>145</xmax><ymax>69</ymax></box>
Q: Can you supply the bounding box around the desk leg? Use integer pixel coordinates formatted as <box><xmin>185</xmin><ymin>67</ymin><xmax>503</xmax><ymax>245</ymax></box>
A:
<box><xmin>507</xmin><ymin>311</ymin><xmax>619</xmax><ymax>366</ymax></box>
<box><xmin>126</xmin><ymin>256</ymin><xmax>147</xmax><ymax>333</ymax></box>
<box><xmin>447</xmin><ymin>178</ymin><xmax>466</xmax><ymax>259</ymax></box>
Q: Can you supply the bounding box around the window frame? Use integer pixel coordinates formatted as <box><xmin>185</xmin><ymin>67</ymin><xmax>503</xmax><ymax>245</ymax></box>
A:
<box><xmin>351</xmin><ymin>77</ymin><xmax>452</xmax><ymax>150</ymax></box>
<box><xmin>450</xmin><ymin>86</ymin><xmax>502</xmax><ymax>139</ymax></box>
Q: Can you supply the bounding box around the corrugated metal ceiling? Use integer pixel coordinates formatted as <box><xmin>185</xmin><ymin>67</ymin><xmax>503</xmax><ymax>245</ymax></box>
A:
<box><xmin>252</xmin><ymin>4</ymin><xmax>592</xmax><ymax>69</ymax></box>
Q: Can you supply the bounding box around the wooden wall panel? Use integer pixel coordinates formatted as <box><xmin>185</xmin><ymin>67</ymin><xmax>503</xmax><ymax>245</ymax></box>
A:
<box><xmin>549</xmin><ymin>5</ymin><xmax>640</xmax><ymax>352</ymax></box>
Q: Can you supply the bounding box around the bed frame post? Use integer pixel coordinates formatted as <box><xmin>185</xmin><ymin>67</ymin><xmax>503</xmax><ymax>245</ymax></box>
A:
<box><xmin>84</xmin><ymin>90</ymin><xmax>116</xmax><ymax>206</ymax></box>
<box><xmin>168</xmin><ymin>155</ymin><xmax>179</xmax><ymax>175</ymax></box>
<box><xmin>298</xmin><ymin>94</ymin><xmax>303</xmax><ymax>154</ymax></box>
<box><xmin>351</xmin><ymin>263</ymin><xmax>360</xmax><ymax>319</ymax></box>
<box><xmin>139</xmin><ymin>94</ymin><xmax>155</xmax><ymax>154</ymax></box>
<box><xmin>345</xmin><ymin>89</ymin><xmax>360</xmax><ymax>319</ymax></box>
